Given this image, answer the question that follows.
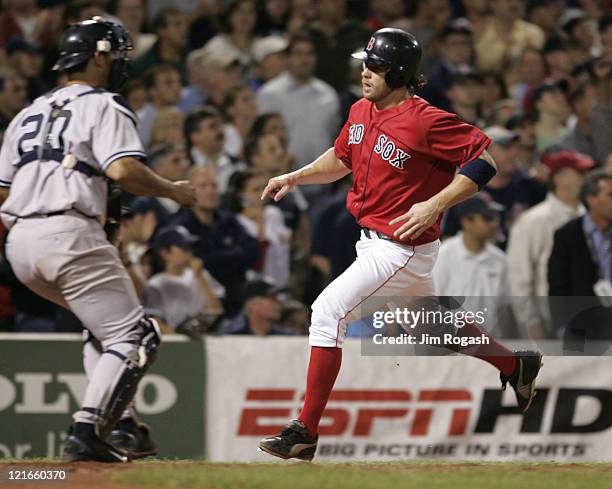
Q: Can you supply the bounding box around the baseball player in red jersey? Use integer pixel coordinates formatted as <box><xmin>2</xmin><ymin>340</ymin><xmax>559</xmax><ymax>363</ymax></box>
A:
<box><xmin>258</xmin><ymin>28</ymin><xmax>543</xmax><ymax>461</ymax></box>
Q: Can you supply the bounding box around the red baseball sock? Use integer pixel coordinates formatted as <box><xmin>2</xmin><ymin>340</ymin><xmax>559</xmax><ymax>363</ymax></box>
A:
<box><xmin>453</xmin><ymin>322</ymin><xmax>516</xmax><ymax>376</ymax></box>
<box><xmin>298</xmin><ymin>346</ymin><xmax>342</xmax><ymax>438</ymax></box>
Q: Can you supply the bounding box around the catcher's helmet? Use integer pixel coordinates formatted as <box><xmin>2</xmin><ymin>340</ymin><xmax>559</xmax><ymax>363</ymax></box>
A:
<box><xmin>53</xmin><ymin>17</ymin><xmax>132</xmax><ymax>91</ymax></box>
<box><xmin>352</xmin><ymin>28</ymin><xmax>422</xmax><ymax>89</ymax></box>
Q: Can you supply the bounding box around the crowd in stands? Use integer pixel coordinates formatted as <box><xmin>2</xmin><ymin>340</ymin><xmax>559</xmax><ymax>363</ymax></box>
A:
<box><xmin>0</xmin><ymin>0</ymin><xmax>610</xmax><ymax>340</ymax></box>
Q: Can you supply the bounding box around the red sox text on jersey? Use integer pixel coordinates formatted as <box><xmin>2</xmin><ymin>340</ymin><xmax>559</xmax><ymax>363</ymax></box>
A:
<box><xmin>335</xmin><ymin>96</ymin><xmax>491</xmax><ymax>246</ymax></box>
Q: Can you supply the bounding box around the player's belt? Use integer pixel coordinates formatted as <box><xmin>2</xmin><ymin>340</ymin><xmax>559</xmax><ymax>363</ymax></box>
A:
<box><xmin>362</xmin><ymin>228</ymin><xmax>394</xmax><ymax>241</ymax></box>
<box><xmin>17</xmin><ymin>148</ymin><xmax>103</xmax><ymax>178</ymax></box>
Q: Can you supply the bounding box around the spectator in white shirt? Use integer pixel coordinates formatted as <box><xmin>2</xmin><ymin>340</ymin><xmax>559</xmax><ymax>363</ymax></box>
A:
<box><xmin>184</xmin><ymin>105</ymin><xmax>245</xmax><ymax>193</ymax></box>
<box><xmin>227</xmin><ymin>170</ymin><xmax>292</xmax><ymax>288</ymax></box>
<box><xmin>506</xmin><ymin>150</ymin><xmax>595</xmax><ymax>338</ymax></box>
<box><xmin>257</xmin><ymin>31</ymin><xmax>341</xmax><ymax>181</ymax></box>
<box><xmin>434</xmin><ymin>197</ymin><xmax>510</xmax><ymax>336</ymax></box>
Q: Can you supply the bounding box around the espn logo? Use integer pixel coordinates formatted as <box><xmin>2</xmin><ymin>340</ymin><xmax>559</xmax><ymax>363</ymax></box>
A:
<box><xmin>237</xmin><ymin>389</ymin><xmax>472</xmax><ymax>437</ymax></box>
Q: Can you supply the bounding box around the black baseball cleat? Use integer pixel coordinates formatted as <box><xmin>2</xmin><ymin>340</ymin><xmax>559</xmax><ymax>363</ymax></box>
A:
<box><xmin>500</xmin><ymin>350</ymin><xmax>543</xmax><ymax>412</ymax></box>
<box><xmin>62</xmin><ymin>425</ymin><xmax>129</xmax><ymax>463</ymax></box>
<box><xmin>258</xmin><ymin>420</ymin><xmax>318</xmax><ymax>461</ymax></box>
<box><xmin>107</xmin><ymin>418</ymin><xmax>158</xmax><ymax>460</ymax></box>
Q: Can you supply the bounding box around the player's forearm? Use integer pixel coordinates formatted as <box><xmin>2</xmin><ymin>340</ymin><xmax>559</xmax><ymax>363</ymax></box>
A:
<box><xmin>106</xmin><ymin>157</ymin><xmax>175</xmax><ymax>199</ymax></box>
<box><xmin>289</xmin><ymin>148</ymin><xmax>351</xmax><ymax>185</ymax></box>
<box><xmin>428</xmin><ymin>150</ymin><xmax>496</xmax><ymax>213</ymax></box>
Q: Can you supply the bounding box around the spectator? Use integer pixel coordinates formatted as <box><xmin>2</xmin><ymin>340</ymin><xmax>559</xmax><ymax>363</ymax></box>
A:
<box><xmin>0</xmin><ymin>69</ymin><xmax>27</xmax><ymax>140</ymax></box>
<box><xmin>180</xmin><ymin>48</ymin><xmax>242</xmax><ymax>112</ymax></box>
<box><xmin>222</xmin><ymin>83</ymin><xmax>258</xmax><ymax>159</ymax></box>
<box><xmin>525</xmin><ymin>0</ymin><xmax>563</xmax><ymax>38</ymax></box>
<box><xmin>446</xmin><ymin>73</ymin><xmax>484</xmax><ymax>127</ymax></box>
<box><xmin>542</xmin><ymin>36</ymin><xmax>576</xmax><ymax>85</ymax></box>
<box><xmin>172</xmin><ymin>166</ymin><xmax>260</xmax><ymax>316</ymax></box>
<box><xmin>149</xmin><ymin>107</ymin><xmax>186</xmax><ymax>148</ymax></box>
<box><xmin>250</xmin><ymin>36</ymin><xmax>288</xmax><ymax>90</ymax></box>
<box><xmin>5</xmin><ymin>38</ymin><xmax>48</xmax><ymax>101</ymax></box>
<box><xmin>305</xmin><ymin>0</ymin><xmax>371</xmax><ymax>92</ymax></box>
<box><xmin>145</xmin><ymin>225</ymin><xmax>224</xmax><ymax>330</ymax></box>
<box><xmin>419</xmin><ymin>21</ymin><xmax>475</xmax><ymax>111</ymax></box>
<box><xmin>434</xmin><ymin>197</ymin><xmax>509</xmax><ymax>336</ymax></box>
<box><xmin>555</xmin><ymin>80</ymin><xmax>612</xmax><ymax>165</ymax></box>
<box><xmin>0</xmin><ymin>0</ymin><xmax>58</xmax><ymax>48</ymax></box>
<box><xmin>131</xmin><ymin>8</ymin><xmax>188</xmax><ymax>80</ymax></box>
<box><xmin>123</xmin><ymin>79</ymin><xmax>147</xmax><ymax>112</ymax></box>
<box><xmin>249</xmin><ymin>112</ymin><xmax>290</xmax><ymax>148</ymax></box>
<box><xmin>562</xmin><ymin>9</ymin><xmax>596</xmax><ymax>62</ymax></box>
<box><xmin>480</xmin><ymin>73</ymin><xmax>509</xmax><ymax>124</ymax></box>
<box><xmin>256</xmin><ymin>0</ymin><xmax>290</xmax><ymax>36</ymax></box>
<box><xmin>203</xmin><ymin>0</ymin><xmax>259</xmax><ymax>68</ymax></box>
<box><xmin>507</xmin><ymin>151</ymin><xmax>595</xmax><ymax>339</ymax></box>
<box><xmin>512</xmin><ymin>47</ymin><xmax>546</xmax><ymax>112</ymax></box>
<box><xmin>258</xmin><ymin>32</ymin><xmax>340</xmax><ymax>176</ymax></box>
<box><xmin>532</xmin><ymin>81</ymin><xmax>571</xmax><ymax>153</ymax></box>
<box><xmin>487</xmin><ymin>99</ymin><xmax>517</xmax><ymax>128</ymax></box>
<box><xmin>131</xmin><ymin>144</ymin><xmax>190</xmax><ymax>229</ymax></box>
<box><xmin>185</xmin><ymin>105</ymin><xmax>245</xmax><ymax>193</ymax></box>
<box><xmin>218</xmin><ymin>279</ymin><xmax>293</xmax><ymax>335</ymax></box>
<box><xmin>107</xmin><ymin>0</ymin><xmax>156</xmax><ymax>56</ymax></box>
<box><xmin>475</xmin><ymin>0</ymin><xmax>545</xmax><ymax>75</ymax></box>
<box><xmin>280</xmin><ymin>298</ymin><xmax>310</xmax><ymax>335</ymax></box>
<box><xmin>365</xmin><ymin>0</ymin><xmax>406</xmax><ymax>32</ymax></box>
<box><xmin>601</xmin><ymin>13</ymin><xmax>612</xmax><ymax>65</ymax></box>
<box><xmin>481</xmin><ymin>126</ymin><xmax>547</xmax><ymax>245</ymax></box>
<box><xmin>507</xmin><ymin>113</ymin><xmax>539</xmax><ymax>172</ymax></box>
<box><xmin>548</xmin><ymin>169</ymin><xmax>612</xmax><ymax>341</ymax></box>
<box><xmin>137</xmin><ymin>65</ymin><xmax>182</xmax><ymax>147</ymax></box>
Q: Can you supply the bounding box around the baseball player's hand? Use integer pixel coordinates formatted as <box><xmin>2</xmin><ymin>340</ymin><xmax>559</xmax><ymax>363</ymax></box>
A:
<box><xmin>261</xmin><ymin>174</ymin><xmax>297</xmax><ymax>202</ymax></box>
<box><xmin>389</xmin><ymin>199</ymin><xmax>442</xmax><ymax>241</ymax></box>
<box><xmin>171</xmin><ymin>180</ymin><xmax>196</xmax><ymax>207</ymax></box>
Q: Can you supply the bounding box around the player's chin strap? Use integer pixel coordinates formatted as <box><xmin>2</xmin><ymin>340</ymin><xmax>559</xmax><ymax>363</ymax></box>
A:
<box><xmin>96</xmin><ymin>315</ymin><xmax>162</xmax><ymax>439</ymax></box>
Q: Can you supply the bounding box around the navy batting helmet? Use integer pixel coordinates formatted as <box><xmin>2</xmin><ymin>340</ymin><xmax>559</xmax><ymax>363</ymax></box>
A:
<box><xmin>352</xmin><ymin>28</ymin><xmax>422</xmax><ymax>89</ymax></box>
<box><xmin>53</xmin><ymin>17</ymin><xmax>132</xmax><ymax>91</ymax></box>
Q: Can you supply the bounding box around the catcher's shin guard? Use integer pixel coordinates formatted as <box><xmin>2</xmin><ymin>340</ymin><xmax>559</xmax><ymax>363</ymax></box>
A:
<box><xmin>97</xmin><ymin>316</ymin><xmax>161</xmax><ymax>438</ymax></box>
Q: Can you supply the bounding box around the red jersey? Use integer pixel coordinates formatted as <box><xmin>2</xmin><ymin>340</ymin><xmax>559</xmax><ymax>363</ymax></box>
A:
<box><xmin>334</xmin><ymin>96</ymin><xmax>491</xmax><ymax>246</ymax></box>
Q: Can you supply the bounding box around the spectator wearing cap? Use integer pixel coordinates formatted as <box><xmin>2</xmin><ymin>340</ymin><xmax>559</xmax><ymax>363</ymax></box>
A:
<box><xmin>227</xmin><ymin>170</ymin><xmax>292</xmax><ymax>288</ymax></box>
<box><xmin>180</xmin><ymin>48</ymin><xmax>242</xmax><ymax>113</ymax></box>
<box><xmin>107</xmin><ymin>0</ymin><xmax>156</xmax><ymax>57</ymax></box>
<box><xmin>434</xmin><ymin>197</ymin><xmax>509</xmax><ymax>337</ymax></box>
<box><xmin>548</xmin><ymin>169</ymin><xmax>612</xmax><ymax>340</ymax></box>
<box><xmin>171</xmin><ymin>166</ymin><xmax>260</xmax><ymax>316</ymax></box>
<box><xmin>217</xmin><ymin>279</ymin><xmax>293</xmax><ymax>335</ymax></box>
<box><xmin>144</xmin><ymin>225</ymin><xmax>224</xmax><ymax>330</ymax></box>
<box><xmin>304</xmin><ymin>0</ymin><xmax>371</xmax><ymax>93</ymax></box>
<box><xmin>479</xmin><ymin>126</ymin><xmax>547</xmax><ymax>245</ymax></box>
<box><xmin>445</xmin><ymin>73</ymin><xmax>485</xmax><ymax>127</ymax></box>
<box><xmin>525</xmin><ymin>0</ymin><xmax>563</xmax><ymax>38</ymax></box>
<box><xmin>554</xmin><ymin>81</ymin><xmax>612</xmax><ymax>165</ymax></box>
<box><xmin>257</xmin><ymin>32</ymin><xmax>341</xmax><ymax>189</ymax></box>
<box><xmin>184</xmin><ymin>106</ymin><xmax>245</xmax><ymax>194</ymax></box>
<box><xmin>250</xmin><ymin>36</ymin><xmax>288</xmax><ymax>91</ymax></box>
<box><xmin>418</xmin><ymin>21</ymin><xmax>475</xmax><ymax>111</ymax></box>
<box><xmin>202</xmin><ymin>0</ymin><xmax>260</xmax><ymax>68</ymax></box>
<box><xmin>131</xmin><ymin>8</ymin><xmax>188</xmax><ymax>80</ymax></box>
<box><xmin>0</xmin><ymin>68</ymin><xmax>27</xmax><ymax>141</ymax></box>
<box><xmin>475</xmin><ymin>0</ymin><xmax>545</xmax><ymax>75</ymax></box>
<box><xmin>5</xmin><ymin>38</ymin><xmax>48</xmax><ymax>101</ymax></box>
<box><xmin>531</xmin><ymin>81</ymin><xmax>571</xmax><ymax>153</ymax></box>
<box><xmin>507</xmin><ymin>151</ymin><xmax>595</xmax><ymax>339</ymax></box>
<box><xmin>130</xmin><ymin>144</ymin><xmax>190</xmax><ymax>230</ymax></box>
<box><xmin>136</xmin><ymin>64</ymin><xmax>183</xmax><ymax>147</ymax></box>
<box><xmin>222</xmin><ymin>84</ymin><xmax>258</xmax><ymax>159</ymax></box>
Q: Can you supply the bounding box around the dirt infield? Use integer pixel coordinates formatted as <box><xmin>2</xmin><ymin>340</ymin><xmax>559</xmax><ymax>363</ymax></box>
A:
<box><xmin>2</xmin><ymin>461</ymin><xmax>612</xmax><ymax>489</ymax></box>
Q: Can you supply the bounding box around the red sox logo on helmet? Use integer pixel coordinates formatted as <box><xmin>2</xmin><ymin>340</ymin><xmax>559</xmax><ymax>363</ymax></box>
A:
<box><xmin>366</xmin><ymin>36</ymin><xmax>375</xmax><ymax>51</ymax></box>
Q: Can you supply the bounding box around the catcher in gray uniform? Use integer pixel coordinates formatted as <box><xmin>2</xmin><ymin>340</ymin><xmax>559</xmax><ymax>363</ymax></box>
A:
<box><xmin>0</xmin><ymin>18</ymin><xmax>195</xmax><ymax>462</ymax></box>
